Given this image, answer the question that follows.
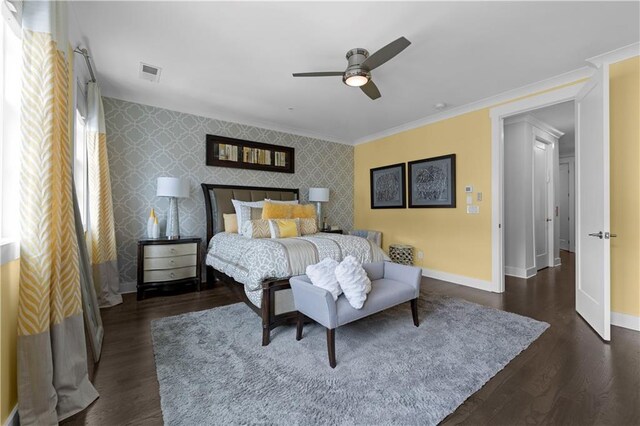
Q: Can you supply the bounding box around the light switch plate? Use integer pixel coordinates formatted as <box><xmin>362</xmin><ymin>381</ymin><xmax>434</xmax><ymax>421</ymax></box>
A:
<box><xmin>467</xmin><ymin>205</ymin><xmax>480</xmax><ymax>214</ymax></box>
<box><xmin>477</xmin><ymin>192</ymin><xmax>483</xmax><ymax>201</ymax></box>
<box><xmin>466</xmin><ymin>195</ymin><xmax>473</xmax><ymax>204</ymax></box>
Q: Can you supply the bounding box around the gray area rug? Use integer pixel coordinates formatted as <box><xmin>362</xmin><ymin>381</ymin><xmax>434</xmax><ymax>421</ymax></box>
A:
<box><xmin>151</xmin><ymin>294</ymin><xmax>549</xmax><ymax>425</ymax></box>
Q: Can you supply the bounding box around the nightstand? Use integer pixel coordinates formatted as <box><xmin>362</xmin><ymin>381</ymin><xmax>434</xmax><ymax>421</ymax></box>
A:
<box><xmin>137</xmin><ymin>236</ymin><xmax>202</xmax><ymax>300</ymax></box>
<box><xmin>322</xmin><ymin>229</ymin><xmax>343</xmax><ymax>234</ymax></box>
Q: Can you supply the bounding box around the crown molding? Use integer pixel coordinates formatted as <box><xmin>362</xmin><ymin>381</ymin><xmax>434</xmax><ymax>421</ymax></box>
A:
<box><xmin>587</xmin><ymin>42</ymin><xmax>640</xmax><ymax>67</ymax></box>
<box><xmin>352</xmin><ymin>66</ymin><xmax>592</xmax><ymax>146</ymax></box>
<box><xmin>504</xmin><ymin>114</ymin><xmax>564</xmax><ymax>140</ymax></box>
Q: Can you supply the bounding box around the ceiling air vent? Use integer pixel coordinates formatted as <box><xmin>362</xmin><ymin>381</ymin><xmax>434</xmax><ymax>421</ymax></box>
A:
<box><xmin>139</xmin><ymin>62</ymin><xmax>162</xmax><ymax>83</ymax></box>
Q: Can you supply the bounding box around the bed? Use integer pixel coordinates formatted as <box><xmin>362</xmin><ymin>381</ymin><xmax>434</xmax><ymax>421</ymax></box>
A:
<box><xmin>201</xmin><ymin>183</ymin><xmax>387</xmax><ymax>345</ymax></box>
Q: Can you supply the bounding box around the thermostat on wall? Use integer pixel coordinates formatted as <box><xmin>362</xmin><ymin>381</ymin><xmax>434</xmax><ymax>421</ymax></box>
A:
<box><xmin>465</xmin><ymin>185</ymin><xmax>473</xmax><ymax>193</ymax></box>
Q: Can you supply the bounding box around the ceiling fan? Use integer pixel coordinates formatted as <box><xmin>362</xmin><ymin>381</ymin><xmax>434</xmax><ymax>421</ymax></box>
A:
<box><xmin>292</xmin><ymin>36</ymin><xmax>411</xmax><ymax>100</ymax></box>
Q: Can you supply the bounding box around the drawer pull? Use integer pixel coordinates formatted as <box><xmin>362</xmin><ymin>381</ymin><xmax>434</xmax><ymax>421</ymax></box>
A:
<box><xmin>170</xmin><ymin>260</ymin><xmax>175</xmax><ymax>264</ymax></box>
<box><xmin>170</xmin><ymin>272</ymin><xmax>176</xmax><ymax>278</ymax></box>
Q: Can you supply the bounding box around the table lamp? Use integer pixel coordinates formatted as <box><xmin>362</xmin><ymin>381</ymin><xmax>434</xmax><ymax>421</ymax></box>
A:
<box><xmin>308</xmin><ymin>187</ymin><xmax>330</xmax><ymax>229</ymax></box>
<box><xmin>157</xmin><ymin>177</ymin><xmax>189</xmax><ymax>239</ymax></box>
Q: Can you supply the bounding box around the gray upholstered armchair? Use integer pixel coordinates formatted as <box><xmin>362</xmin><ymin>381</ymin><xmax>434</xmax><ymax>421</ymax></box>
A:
<box><xmin>348</xmin><ymin>229</ymin><xmax>382</xmax><ymax>247</ymax></box>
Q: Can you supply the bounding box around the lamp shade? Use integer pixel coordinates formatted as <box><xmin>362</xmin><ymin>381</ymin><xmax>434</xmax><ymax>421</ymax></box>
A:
<box><xmin>308</xmin><ymin>187</ymin><xmax>329</xmax><ymax>202</ymax></box>
<box><xmin>156</xmin><ymin>177</ymin><xmax>189</xmax><ymax>198</ymax></box>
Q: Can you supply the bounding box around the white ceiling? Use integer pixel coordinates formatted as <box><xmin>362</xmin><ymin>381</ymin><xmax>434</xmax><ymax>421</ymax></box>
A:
<box><xmin>70</xmin><ymin>1</ymin><xmax>639</xmax><ymax>145</ymax></box>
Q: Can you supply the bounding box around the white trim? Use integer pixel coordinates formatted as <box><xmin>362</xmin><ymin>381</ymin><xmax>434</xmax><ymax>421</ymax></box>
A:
<box><xmin>353</xmin><ymin>66</ymin><xmax>592</xmax><ymax>145</ymax></box>
<box><xmin>504</xmin><ymin>114</ymin><xmax>564</xmax><ymax>139</ymax></box>
<box><xmin>119</xmin><ymin>280</ymin><xmax>137</xmax><ymax>294</ymax></box>
<box><xmin>554</xmin><ymin>257</ymin><xmax>562</xmax><ymax>267</ymax></box>
<box><xmin>611</xmin><ymin>311</ymin><xmax>640</xmax><ymax>332</ymax></box>
<box><xmin>3</xmin><ymin>404</ymin><xmax>19</xmax><ymax>426</ymax></box>
<box><xmin>586</xmin><ymin>42</ymin><xmax>640</xmax><ymax>67</ymax></box>
<box><xmin>421</xmin><ymin>267</ymin><xmax>499</xmax><ymax>293</ymax></box>
<box><xmin>504</xmin><ymin>266</ymin><xmax>537</xmax><ymax>279</ymax></box>
<box><xmin>0</xmin><ymin>238</ymin><xmax>19</xmax><ymax>265</ymax></box>
<box><xmin>490</xmin><ymin>83</ymin><xmax>585</xmax><ymax>293</ymax></box>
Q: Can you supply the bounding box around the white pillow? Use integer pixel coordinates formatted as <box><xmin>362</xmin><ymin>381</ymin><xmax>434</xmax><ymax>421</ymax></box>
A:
<box><xmin>306</xmin><ymin>258</ymin><xmax>342</xmax><ymax>301</ymax></box>
<box><xmin>231</xmin><ymin>199</ymin><xmax>265</xmax><ymax>231</ymax></box>
<box><xmin>264</xmin><ymin>198</ymin><xmax>299</xmax><ymax>205</ymax></box>
<box><xmin>335</xmin><ymin>256</ymin><xmax>371</xmax><ymax>309</ymax></box>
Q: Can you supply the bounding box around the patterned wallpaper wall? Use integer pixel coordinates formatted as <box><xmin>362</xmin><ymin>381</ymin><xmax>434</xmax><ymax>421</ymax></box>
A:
<box><xmin>103</xmin><ymin>97</ymin><xmax>354</xmax><ymax>285</ymax></box>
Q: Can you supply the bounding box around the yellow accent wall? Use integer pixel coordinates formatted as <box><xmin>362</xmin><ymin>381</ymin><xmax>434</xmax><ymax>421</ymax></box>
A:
<box><xmin>610</xmin><ymin>56</ymin><xmax>640</xmax><ymax>317</ymax></box>
<box><xmin>354</xmin><ymin>109</ymin><xmax>493</xmax><ymax>281</ymax></box>
<box><xmin>0</xmin><ymin>259</ymin><xmax>19</xmax><ymax>423</ymax></box>
<box><xmin>355</xmin><ymin>57</ymin><xmax>640</xmax><ymax>316</ymax></box>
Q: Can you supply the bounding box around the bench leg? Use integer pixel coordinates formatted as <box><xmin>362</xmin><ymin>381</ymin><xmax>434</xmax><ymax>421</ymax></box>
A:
<box><xmin>326</xmin><ymin>328</ymin><xmax>336</xmax><ymax>368</ymax></box>
<box><xmin>296</xmin><ymin>312</ymin><xmax>304</xmax><ymax>341</ymax></box>
<box><xmin>411</xmin><ymin>298</ymin><xmax>419</xmax><ymax>327</ymax></box>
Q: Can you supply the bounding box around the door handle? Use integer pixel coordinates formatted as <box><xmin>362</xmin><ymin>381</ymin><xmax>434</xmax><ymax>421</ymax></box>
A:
<box><xmin>605</xmin><ymin>232</ymin><xmax>618</xmax><ymax>239</ymax></box>
<box><xmin>588</xmin><ymin>231</ymin><xmax>603</xmax><ymax>239</ymax></box>
<box><xmin>546</xmin><ymin>218</ymin><xmax>552</xmax><ymax>222</ymax></box>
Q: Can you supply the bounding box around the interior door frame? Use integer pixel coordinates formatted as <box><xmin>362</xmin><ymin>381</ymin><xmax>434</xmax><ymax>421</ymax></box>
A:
<box><xmin>559</xmin><ymin>157</ymin><xmax>576</xmax><ymax>252</ymax></box>
<box><xmin>490</xmin><ymin>83</ymin><xmax>586</xmax><ymax>292</ymax></box>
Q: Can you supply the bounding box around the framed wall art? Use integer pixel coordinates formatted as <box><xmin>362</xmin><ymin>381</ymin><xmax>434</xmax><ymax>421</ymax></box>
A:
<box><xmin>206</xmin><ymin>134</ymin><xmax>295</xmax><ymax>174</ymax></box>
<box><xmin>370</xmin><ymin>163</ymin><xmax>406</xmax><ymax>209</ymax></box>
<box><xmin>408</xmin><ymin>154</ymin><xmax>456</xmax><ymax>208</ymax></box>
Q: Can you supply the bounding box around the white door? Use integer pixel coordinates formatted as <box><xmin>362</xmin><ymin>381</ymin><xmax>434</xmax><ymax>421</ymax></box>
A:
<box><xmin>575</xmin><ymin>65</ymin><xmax>611</xmax><ymax>341</ymax></box>
<box><xmin>534</xmin><ymin>141</ymin><xmax>551</xmax><ymax>270</ymax></box>
<box><xmin>559</xmin><ymin>162</ymin><xmax>570</xmax><ymax>251</ymax></box>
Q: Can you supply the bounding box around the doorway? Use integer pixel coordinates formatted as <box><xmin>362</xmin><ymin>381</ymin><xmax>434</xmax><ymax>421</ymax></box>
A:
<box><xmin>502</xmin><ymin>102</ymin><xmax>573</xmax><ymax>279</ymax></box>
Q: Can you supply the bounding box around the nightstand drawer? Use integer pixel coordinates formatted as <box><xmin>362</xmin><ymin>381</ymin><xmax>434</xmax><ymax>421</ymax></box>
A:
<box><xmin>144</xmin><ymin>254</ymin><xmax>197</xmax><ymax>271</ymax></box>
<box><xmin>144</xmin><ymin>243</ymin><xmax>197</xmax><ymax>258</ymax></box>
<box><xmin>143</xmin><ymin>266</ymin><xmax>197</xmax><ymax>283</ymax></box>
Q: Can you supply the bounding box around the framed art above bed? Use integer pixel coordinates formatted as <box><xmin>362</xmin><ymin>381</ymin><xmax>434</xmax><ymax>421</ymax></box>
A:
<box><xmin>205</xmin><ymin>134</ymin><xmax>295</xmax><ymax>174</ymax></box>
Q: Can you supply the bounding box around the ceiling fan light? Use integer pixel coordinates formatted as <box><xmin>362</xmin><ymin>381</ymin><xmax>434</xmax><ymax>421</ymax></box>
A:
<box><xmin>345</xmin><ymin>75</ymin><xmax>369</xmax><ymax>87</ymax></box>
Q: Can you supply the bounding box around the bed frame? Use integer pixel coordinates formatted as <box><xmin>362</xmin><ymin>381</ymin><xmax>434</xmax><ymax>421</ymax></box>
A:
<box><xmin>201</xmin><ymin>183</ymin><xmax>300</xmax><ymax>346</ymax></box>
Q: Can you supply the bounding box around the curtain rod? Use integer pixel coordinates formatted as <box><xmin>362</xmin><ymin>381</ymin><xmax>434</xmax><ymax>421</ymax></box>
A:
<box><xmin>73</xmin><ymin>47</ymin><xmax>97</xmax><ymax>83</ymax></box>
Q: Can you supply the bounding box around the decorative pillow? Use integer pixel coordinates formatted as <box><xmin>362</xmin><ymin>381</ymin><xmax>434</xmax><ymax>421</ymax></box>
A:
<box><xmin>299</xmin><ymin>218</ymin><xmax>318</xmax><ymax>235</ymax></box>
<box><xmin>262</xmin><ymin>202</ymin><xmax>293</xmax><ymax>219</ymax></box>
<box><xmin>231</xmin><ymin>199</ymin><xmax>265</xmax><ymax>231</ymax></box>
<box><xmin>291</xmin><ymin>204</ymin><xmax>316</xmax><ymax>219</ymax></box>
<box><xmin>306</xmin><ymin>258</ymin><xmax>342</xmax><ymax>301</ymax></box>
<box><xmin>250</xmin><ymin>207</ymin><xmax>263</xmax><ymax>220</ymax></box>
<box><xmin>268</xmin><ymin>218</ymin><xmax>300</xmax><ymax>238</ymax></box>
<box><xmin>223</xmin><ymin>213</ymin><xmax>238</xmax><ymax>233</ymax></box>
<box><xmin>264</xmin><ymin>199</ymin><xmax>299</xmax><ymax>205</ymax></box>
<box><xmin>334</xmin><ymin>256</ymin><xmax>372</xmax><ymax>309</ymax></box>
<box><xmin>241</xmin><ymin>219</ymin><xmax>271</xmax><ymax>238</ymax></box>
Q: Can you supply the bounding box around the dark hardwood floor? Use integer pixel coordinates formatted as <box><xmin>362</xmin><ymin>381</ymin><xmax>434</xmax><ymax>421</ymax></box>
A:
<box><xmin>63</xmin><ymin>251</ymin><xmax>640</xmax><ymax>425</ymax></box>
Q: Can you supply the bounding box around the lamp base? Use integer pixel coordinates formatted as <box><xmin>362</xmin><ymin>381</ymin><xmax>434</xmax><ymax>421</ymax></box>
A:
<box><xmin>166</xmin><ymin>197</ymin><xmax>180</xmax><ymax>239</ymax></box>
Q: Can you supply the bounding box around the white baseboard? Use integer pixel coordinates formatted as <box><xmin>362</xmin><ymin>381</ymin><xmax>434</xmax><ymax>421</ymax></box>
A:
<box><xmin>611</xmin><ymin>311</ymin><xmax>640</xmax><ymax>332</ymax></box>
<box><xmin>421</xmin><ymin>267</ymin><xmax>499</xmax><ymax>293</ymax></box>
<box><xmin>4</xmin><ymin>405</ymin><xmax>19</xmax><ymax>426</ymax></box>
<box><xmin>119</xmin><ymin>281</ymin><xmax>137</xmax><ymax>294</ymax></box>
<box><xmin>504</xmin><ymin>266</ymin><xmax>536</xmax><ymax>279</ymax></box>
<box><xmin>554</xmin><ymin>257</ymin><xmax>561</xmax><ymax>267</ymax></box>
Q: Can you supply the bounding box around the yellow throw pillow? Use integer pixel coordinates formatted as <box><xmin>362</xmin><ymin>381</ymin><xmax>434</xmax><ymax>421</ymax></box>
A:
<box><xmin>223</xmin><ymin>213</ymin><xmax>238</xmax><ymax>233</ymax></box>
<box><xmin>268</xmin><ymin>219</ymin><xmax>300</xmax><ymax>238</ymax></box>
<box><xmin>262</xmin><ymin>202</ymin><xmax>293</xmax><ymax>219</ymax></box>
<box><xmin>291</xmin><ymin>204</ymin><xmax>316</xmax><ymax>219</ymax></box>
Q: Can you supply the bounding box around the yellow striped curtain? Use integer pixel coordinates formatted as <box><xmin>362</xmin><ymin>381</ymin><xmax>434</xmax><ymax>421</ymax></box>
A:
<box><xmin>87</xmin><ymin>82</ymin><xmax>122</xmax><ymax>307</ymax></box>
<box><xmin>18</xmin><ymin>2</ymin><xmax>98</xmax><ymax>423</ymax></box>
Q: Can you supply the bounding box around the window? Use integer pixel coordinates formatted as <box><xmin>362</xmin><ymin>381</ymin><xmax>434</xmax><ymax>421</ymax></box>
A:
<box><xmin>0</xmin><ymin>1</ymin><xmax>22</xmax><ymax>264</ymax></box>
<box><xmin>74</xmin><ymin>106</ymin><xmax>89</xmax><ymax>228</ymax></box>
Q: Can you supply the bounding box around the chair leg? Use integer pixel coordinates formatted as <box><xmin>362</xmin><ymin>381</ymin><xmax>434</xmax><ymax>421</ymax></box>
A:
<box><xmin>296</xmin><ymin>312</ymin><xmax>304</xmax><ymax>341</ymax></box>
<box><xmin>411</xmin><ymin>298</ymin><xmax>419</xmax><ymax>327</ymax></box>
<box><xmin>326</xmin><ymin>328</ymin><xmax>336</xmax><ymax>368</ymax></box>
<box><xmin>262</xmin><ymin>326</ymin><xmax>270</xmax><ymax>346</ymax></box>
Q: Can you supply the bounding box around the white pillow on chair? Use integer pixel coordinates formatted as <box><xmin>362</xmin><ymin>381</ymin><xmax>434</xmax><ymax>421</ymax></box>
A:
<box><xmin>335</xmin><ymin>256</ymin><xmax>372</xmax><ymax>309</ymax></box>
<box><xmin>306</xmin><ymin>258</ymin><xmax>342</xmax><ymax>301</ymax></box>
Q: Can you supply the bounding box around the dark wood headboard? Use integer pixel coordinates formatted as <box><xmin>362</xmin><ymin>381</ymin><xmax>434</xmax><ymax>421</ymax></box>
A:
<box><xmin>201</xmin><ymin>183</ymin><xmax>299</xmax><ymax>243</ymax></box>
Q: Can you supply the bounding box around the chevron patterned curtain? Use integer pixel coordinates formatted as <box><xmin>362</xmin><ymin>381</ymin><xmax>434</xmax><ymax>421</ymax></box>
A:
<box><xmin>18</xmin><ymin>2</ymin><xmax>99</xmax><ymax>424</ymax></box>
<box><xmin>87</xmin><ymin>82</ymin><xmax>122</xmax><ymax>307</ymax></box>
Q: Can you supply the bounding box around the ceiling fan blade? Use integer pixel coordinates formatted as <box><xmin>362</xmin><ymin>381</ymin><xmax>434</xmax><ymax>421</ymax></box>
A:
<box><xmin>361</xmin><ymin>36</ymin><xmax>411</xmax><ymax>71</ymax></box>
<box><xmin>361</xmin><ymin>80</ymin><xmax>381</xmax><ymax>100</ymax></box>
<box><xmin>292</xmin><ymin>71</ymin><xmax>343</xmax><ymax>77</ymax></box>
